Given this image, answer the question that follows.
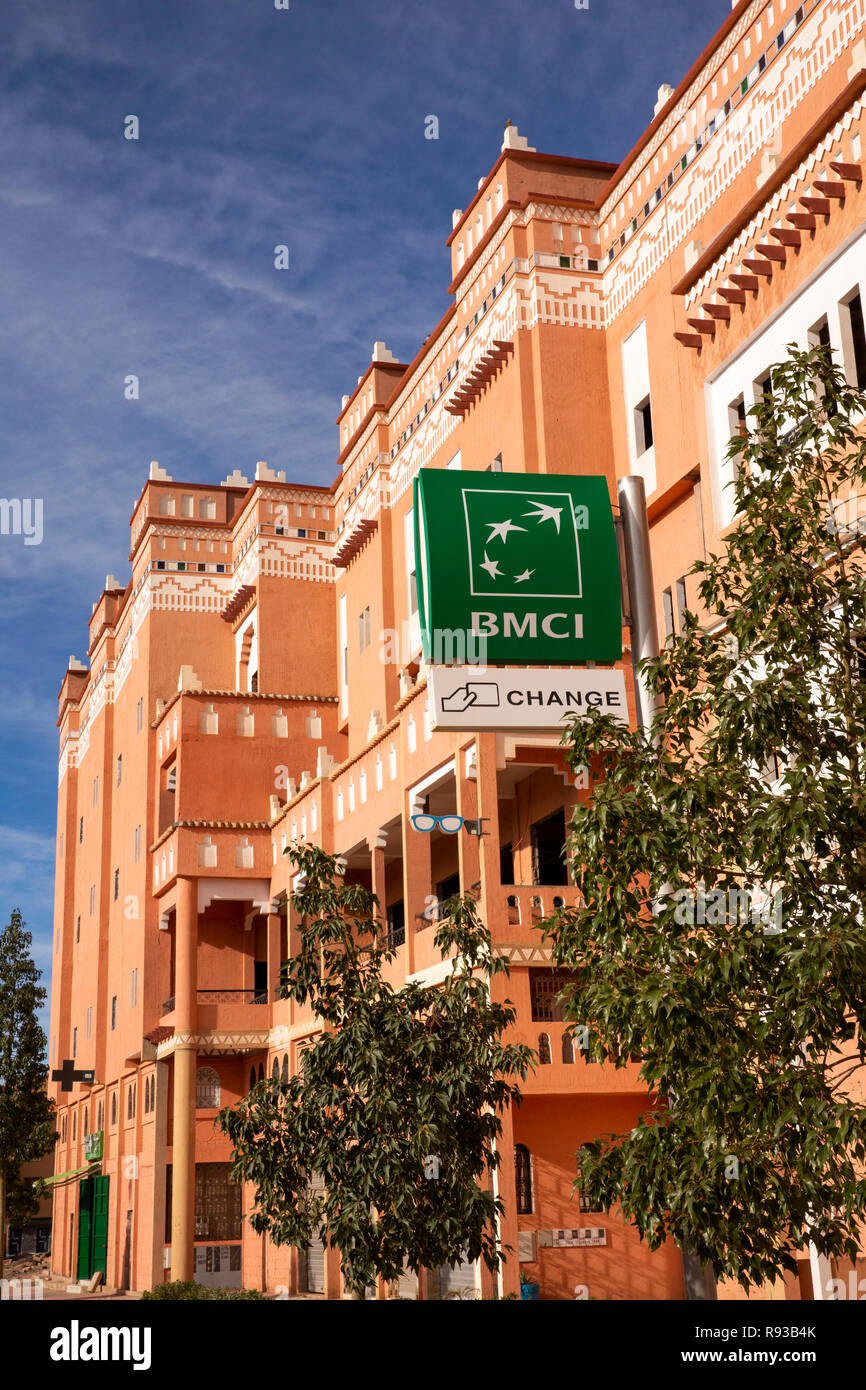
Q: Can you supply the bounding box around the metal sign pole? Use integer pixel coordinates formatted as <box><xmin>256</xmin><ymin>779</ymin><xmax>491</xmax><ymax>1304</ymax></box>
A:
<box><xmin>617</xmin><ymin>475</ymin><xmax>717</xmax><ymax>1302</ymax></box>
<box><xmin>617</xmin><ymin>476</ymin><xmax>660</xmax><ymax>735</ymax></box>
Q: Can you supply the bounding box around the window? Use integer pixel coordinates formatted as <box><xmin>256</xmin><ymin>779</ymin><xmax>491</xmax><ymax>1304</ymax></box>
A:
<box><xmin>634</xmin><ymin>395</ymin><xmax>654</xmax><ymax>455</ymax></box>
<box><xmin>196</xmin><ymin>1067</ymin><xmax>221</xmax><ymax>1109</ymax></box>
<box><xmin>114</xmin><ymin>869</ymin><xmax>119</xmax><ymax>901</ymax></box>
<box><xmin>530</xmin><ymin>808</ymin><xmax>568</xmax><ymax>886</ymax></box>
<box><xmin>86</xmin><ymin>1006</ymin><xmax>92</xmax><ymax>1039</ymax></box>
<box><xmin>111</xmin><ymin>1093</ymin><xmax>117</xmax><ymax>1125</ymax></box>
<box><xmin>358</xmin><ymin>606</ymin><xmax>371</xmax><ymax>653</ymax></box>
<box><xmin>514</xmin><ymin>1145</ymin><xmax>533</xmax><ymax>1214</ymax></box>
<box><xmin>72</xmin><ymin>1027</ymin><xmax>77</xmax><ymax>1058</ymax></box>
<box><xmin>537</xmin><ymin>1032</ymin><xmax>552</xmax><ymax>1065</ymax></box>
<box><xmin>840</xmin><ymin>290</ymin><xmax>866</xmax><ymax>389</ymax></box>
<box><xmin>111</xmin><ymin>996</ymin><xmax>117</xmax><ymax>1030</ymax></box>
<box><xmin>92</xmin><ymin>777</ymin><xmax>98</xmax><ymax>807</ymax></box>
<box><xmin>578</xmin><ymin>1146</ymin><xmax>605</xmax><ymax>1214</ymax></box>
<box><xmin>281</xmin><ymin>1054</ymin><xmax>289</xmax><ymax>1082</ymax></box>
<box><xmin>249</xmin><ymin>1066</ymin><xmax>256</xmax><ymax>1092</ymax></box>
<box><xmin>728</xmin><ymin>394</ymin><xmax>747</xmax><ymax>442</ymax></box>
<box><xmin>131</xmin><ymin>968</ymin><xmax>138</xmax><ymax>1009</ymax></box>
<box><xmin>194</xmin><ymin>1163</ymin><xmax>242</xmax><ymax>1242</ymax></box>
<box><xmin>755</xmin><ymin>368</ymin><xmax>773</xmax><ymax>404</ymax></box>
<box><xmin>386</xmin><ymin>899</ymin><xmax>405</xmax><ymax>948</ymax></box>
<box><xmin>662</xmin><ymin>587</ymin><xmax>675</xmax><ymax>639</ymax></box>
<box><xmin>72</xmin><ymin>1112</ymin><xmax>76</xmax><ymax>1141</ymax></box>
<box><xmin>134</xmin><ymin>826</ymin><xmax>141</xmax><ymax>863</ymax></box>
<box><xmin>89</xmin><ymin>885</ymin><xmax>95</xmax><ymax>914</ymax></box>
<box><xmin>79</xmin><ymin>818</ymin><xmax>84</xmax><ymax>844</ymax></box>
<box><xmin>562</xmin><ymin>1032</ymin><xmax>575</xmax><ymax>1064</ymax></box>
<box><xmin>529</xmin><ymin>969</ymin><xmax>580</xmax><ymax>1022</ymax></box>
<box><xmin>76</xmin><ymin>916</ymin><xmax>80</xmax><ymax>943</ymax></box>
<box><xmin>116</xmin><ymin>754</ymin><xmax>122</xmax><ymax>786</ymax></box>
<box><xmin>675</xmin><ymin>577</ymin><xmax>688</xmax><ymax>630</ymax></box>
<box><xmin>136</xmin><ymin>697</ymin><xmax>144</xmax><ymax>733</ymax></box>
<box><xmin>499</xmin><ymin>842</ymin><xmax>514</xmax><ymax>886</ymax></box>
<box><xmin>98</xmin><ymin>1100</ymin><xmax>104</xmax><ymax>1130</ymax></box>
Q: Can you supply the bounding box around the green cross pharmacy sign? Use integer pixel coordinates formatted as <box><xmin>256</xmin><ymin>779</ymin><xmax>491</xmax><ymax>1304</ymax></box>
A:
<box><xmin>413</xmin><ymin>469</ymin><xmax>622</xmax><ymax>665</ymax></box>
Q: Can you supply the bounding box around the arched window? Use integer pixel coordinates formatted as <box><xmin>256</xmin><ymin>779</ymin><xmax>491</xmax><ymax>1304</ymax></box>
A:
<box><xmin>249</xmin><ymin>1065</ymin><xmax>257</xmax><ymax>1092</ymax></box>
<box><xmin>562</xmin><ymin>1032</ymin><xmax>575</xmax><ymax>1064</ymax></box>
<box><xmin>538</xmin><ymin>1033</ymin><xmax>551</xmax><ymax>1065</ymax></box>
<box><xmin>258</xmin><ymin>1063</ymin><xmax>264</xmax><ymax>1083</ymax></box>
<box><xmin>281</xmin><ymin>1054</ymin><xmax>288</xmax><ymax>1082</ymax></box>
<box><xmin>196</xmin><ymin>1066</ymin><xmax>221</xmax><ymax>1109</ymax></box>
<box><xmin>514</xmin><ymin>1145</ymin><xmax>533</xmax><ymax>1214</ymax></box>
<box><xmin>98</xmin><ymin>1100</ymin><xmax>104</xmax><ymax>1130</ymax></box>
<box><xmin>111</xmin><ymin>1093</ymin><xmax>117</xmax><ymax>1126</ymax></box>
<box><xmin>72</xmin><ymin>1112</ymin><xmax>77</xmax><ymax>1141</ymax></box>
<box><xmin>84</xmin><ymin>1108</ymin><xmax>89</xmax><ymax>1134</ymax></box>
<box><xmin>272</xmin><ymin>1058</ymin><xmax>280</xmax><ymax>1081</ymax></box>
<box><xmin>127</xmin><ymin>1086</ymin><xmax>133</xmax><ymax>1120</ymax></box>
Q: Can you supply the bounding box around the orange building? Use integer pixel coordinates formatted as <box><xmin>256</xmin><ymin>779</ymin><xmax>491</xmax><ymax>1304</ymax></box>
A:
<box><xmin>48</xmin><ymin>0</ymin><xmax>866</xmax><ymax>1299</ymax></box>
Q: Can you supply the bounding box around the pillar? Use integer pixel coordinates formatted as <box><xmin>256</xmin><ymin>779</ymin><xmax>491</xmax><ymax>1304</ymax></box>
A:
<box><xmin>455</xmin><ymin>740</ymin><xmax>481</xmax><ymax>897</ymax></box>
<box><xmin>495</xmin><ymin>1100</ymin><xmax>520</xmax><ymax>1298</ymax></box>
<box><xmin>266</xmin><ymin>913</ymin><xmax>282</xmax><ymax>1003</ymax></box>
<box><xmin>475</xmin><ymin>734</ymin><xmax>503</xmax><ymax>906</ymax></box>
<box><xmin>402</xmin><ymin>792</ymin><xmax>432</xmax><ymax>974</ymax></box>
<box><xmin>170</xmin><ymin>876</ymin><xmax>198</xmax><ymax>1282</ymax></box>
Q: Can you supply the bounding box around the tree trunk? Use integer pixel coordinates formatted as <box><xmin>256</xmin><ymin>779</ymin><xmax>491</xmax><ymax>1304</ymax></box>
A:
<box><xmin>0</xmin><ymin>1162</ymin><xmax>6</xmax><ymax>1282</ymax></box>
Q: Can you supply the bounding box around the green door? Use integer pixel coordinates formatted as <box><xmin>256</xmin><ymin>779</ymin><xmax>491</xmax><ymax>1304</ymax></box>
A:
<box><xmin>76</xmin><ymin>1174</ymin><xmax>109</xmax><ymax>1281</ymax></box>
<box><xmin>76</xmin><ymin>1177</ymin><xmax>94</xmax><ymax>1280</ymax></box>
<box><xmin>92</xmin><ymin>1175</ymin><xmax>109</xmax><ymax>1277</ymax></box>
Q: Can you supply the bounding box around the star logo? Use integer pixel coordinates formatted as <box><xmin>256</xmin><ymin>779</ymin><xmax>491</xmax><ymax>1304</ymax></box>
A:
<box><xmin>462</xmin><ymin>487</ymin><xmax>583</xmax><ymax>599</ymax></box>
<box><xmin>522</xmin><ymin>501</ymin><xmax>562</xmax><ymax>532</ymax></box>
<box><xmin>486</xmin><ymin>518</ymin><xmax>526</xmax><ymax>544</ymax></box>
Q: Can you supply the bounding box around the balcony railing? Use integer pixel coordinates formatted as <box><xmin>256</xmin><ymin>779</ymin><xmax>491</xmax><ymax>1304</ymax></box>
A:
<box><xmin>160</xmin><ymin>989</ymin><xmax>268</xmax><ymax>1015</ymax></box>
<box><xmin>197</xmin><ymin>989</ymin><xmax>268</xmax><ymax>1005</ymax></box>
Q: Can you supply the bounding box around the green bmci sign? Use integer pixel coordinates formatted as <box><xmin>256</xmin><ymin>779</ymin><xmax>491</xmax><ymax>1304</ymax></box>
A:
<box><xmin>413</xmin><ymin>469</ymin><xmax>622</xmax><ymax>665</ymax></box>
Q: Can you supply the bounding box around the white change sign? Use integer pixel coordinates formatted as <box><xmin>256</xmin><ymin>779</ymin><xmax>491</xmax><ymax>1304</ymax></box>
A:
<box><xmin>427</xmin><ymin>666</ymin><xmax>629</xmax><ymax>731</ymax></box>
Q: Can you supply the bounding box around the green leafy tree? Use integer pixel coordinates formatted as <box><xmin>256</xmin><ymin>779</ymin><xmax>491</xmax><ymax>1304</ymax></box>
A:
<box><xmin>0</xmin><ymin>908</ymin><xmax>56</xmax><ymax>1277</ymax></box>
<box><xmin>544</xmin><ymin>343</ymin><xmax>866</xmax><ymax>1290</ymax></box>
<box><xmin>218</xmin><ymin>844</ymin><xmax>533</xmax><ymax>1298</ymax></box>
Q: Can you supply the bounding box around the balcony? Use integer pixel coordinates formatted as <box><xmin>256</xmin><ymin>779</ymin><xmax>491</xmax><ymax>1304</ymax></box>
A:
<box><xmin>159</xmin><ymin>988</ymin><xmax>270</xmax><ymax>1033</ymax></box>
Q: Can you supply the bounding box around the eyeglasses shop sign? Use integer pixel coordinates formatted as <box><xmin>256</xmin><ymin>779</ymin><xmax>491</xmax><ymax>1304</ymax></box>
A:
<box><xmin>427</xmin><ymin>666</ymin><xmax>629</xmax><ymax>731</ymax></box>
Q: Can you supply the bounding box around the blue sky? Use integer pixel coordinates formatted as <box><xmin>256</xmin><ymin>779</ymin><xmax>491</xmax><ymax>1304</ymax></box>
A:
<box><xmin>0</xmin><ymin>0</ymin><xmax>726</xmax><ymax>1027</ymax></box>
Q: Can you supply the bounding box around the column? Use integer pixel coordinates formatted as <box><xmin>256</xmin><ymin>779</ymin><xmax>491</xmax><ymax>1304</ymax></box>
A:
<box><xmin>170</xmin><ymin>876</ymin><xmax>198</xmax><ymax>1282</ymax></box>
<box><xmin>495</xmin><ymin>1099</ymin><xmax>520</xmax><ymax>1298</ymax></box>
<box><xmin>266</xmin><ymin>912</ymin><xmax>282</xmax><ymax>1004</ymax></box>
<box><xmin>369</xmin><ymin>839</ymin><xmax>387</xmax><ymax>933</ymax></box>
<box><xmin>475</xmin><ymin>734</ymin><xmax>503</xmax><ymax>908</ymax></box>
<box><xmin>455</xmin><ymin>740</ymin><xmax>481</xmax><ymax>898</ymax></box>
<box><xmin>402</xmin><ymin>794</ymin><xmax>432</xmax><ymax>974</ymax></box>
